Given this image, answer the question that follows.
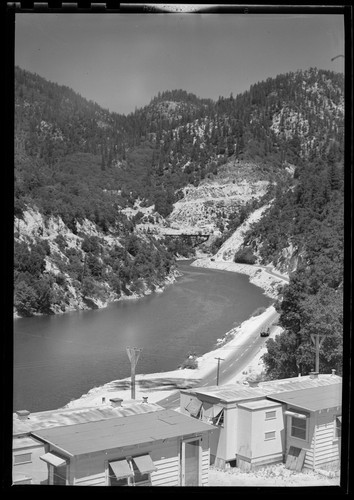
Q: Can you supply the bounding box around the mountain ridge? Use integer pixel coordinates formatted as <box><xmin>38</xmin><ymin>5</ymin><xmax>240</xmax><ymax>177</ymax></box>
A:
<box><xmin>14</xmin><ymin>66</ymin><xmax>344</xmax><ymax>330</ymax></box>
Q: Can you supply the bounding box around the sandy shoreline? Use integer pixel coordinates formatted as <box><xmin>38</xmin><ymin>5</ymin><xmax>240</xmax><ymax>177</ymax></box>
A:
<box><xmin>191</xmin><ymin>257</ymin><xmax>289</xmax><ymax>299</ymax></box>
<box><xmin>64</xmin><ymin>258</ymin><xmax>288</xmax><ymax>410</ymax></box>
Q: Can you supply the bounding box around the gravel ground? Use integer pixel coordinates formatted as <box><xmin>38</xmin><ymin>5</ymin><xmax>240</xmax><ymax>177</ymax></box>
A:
<box><xmin>208</xmin><ymin>463</ymin><xmax>340</xmax><ymax>487</ymax></box>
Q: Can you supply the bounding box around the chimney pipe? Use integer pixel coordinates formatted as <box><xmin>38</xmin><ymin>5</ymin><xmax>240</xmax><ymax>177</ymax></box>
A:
<box><xmin>16</xmin><ymin>410</ymin><xmax>30</xmax><ymax>421</ymax></box>
<box><xmin>309</xmin><ymin>371</ymin><xmax>319</xmax><ymax>379</ymax></box>
<box><xmin>142</xmin><ymin>396</ymin><xmax>148</xmax><ymax>404</ymax></box>
<box><xmin>331</xmin><ymin>369</ymin><xmax>336</xmax><ymax>376</ymax></box>
<box><xmin>109</xmin><ymin>397</ymin><xmax>123</xmax><ymax>408</ymax></box>
<box><xmin>102</xmin><ymin>397</ymin><xmax>106</xmax><ymax>404</ymax></box>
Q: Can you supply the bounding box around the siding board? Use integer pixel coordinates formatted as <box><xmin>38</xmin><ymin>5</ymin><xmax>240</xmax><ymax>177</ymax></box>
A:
<box><xmin>75</xmin><ymin>473</ymin><xmax>105</xmax><ymax>486</ymax></box>
<box><xmin>316</xmin><ymin>445</ymin><xmax>337</xmax><ymax>455</ymax></box>
<box><xmin>152</xmin><ymin>466</ymin><xmax>179</xmax><ymax>477</ymax></box>
<box><xmin>153</xmin><ymin>460</ymin><xmax>179</xmax><ymax>472</ymax></box>
<box><xmin>316</xmin><ymin>448</ymin><xmax>339</xmax><ymax>459</ymax></box>
<box><xmin>311</xmin><ymin>419</ymin><xmax>340</xmax><ymax>469</ymax></box>
<box><xmin>153</xmin><ymin>470</ymin><xmax>179</xmax><ymax>481</ymax></box>
<box><xmin>316</xmin><ymin>435</ymin><xmax>334</xmax><ymax>444</ymax></box>
<box><xmin>316</xmin><ymin>456</ymin><xmax>338</xmax><ymax>466</ymax></box>
<box><xmin>153</xmin><ymin>478</ymin><xmax>179</xmax><ymax>486</ymax></box>
<box><xmin>151</xmin><ymin>456</ymin><xmax>180</xmax><ymax>486</ymax></box>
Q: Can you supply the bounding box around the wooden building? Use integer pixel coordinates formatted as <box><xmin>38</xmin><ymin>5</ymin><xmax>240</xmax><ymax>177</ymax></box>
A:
<box><xmin>30</xmin><ymin>409</ymin><xmax>216</xmax><ymax>486</ymax></box>
<box><xmin>180</xmin><ymin>373</ymin><xmax>342</xmax><ymax>472</ymax></box>
<box><xmin>180</xmin><ymin>384</ymin><xmax>284</xmax><ymax>470</ymax></box>
<box><xmin>12</xmin><ymin>401</ymin><xmax>163</xmax><ymax>485</ymax></box>
<box><xmin>268</xmin><ymin>382</ymin><xmax>342</xmax><ymax>471</ymax></box>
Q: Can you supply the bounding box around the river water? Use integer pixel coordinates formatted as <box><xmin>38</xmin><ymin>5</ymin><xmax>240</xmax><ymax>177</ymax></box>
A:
<box><xmin>13</xmin><ymin>261</ymin><xmax>272</xmax><ymax>412</ymax></box>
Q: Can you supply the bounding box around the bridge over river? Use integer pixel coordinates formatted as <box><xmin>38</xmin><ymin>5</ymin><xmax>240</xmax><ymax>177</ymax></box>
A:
<box><xmin>162</xmin><ymin>231</ymin><xmax>211</xmax><ymax>247</ymax></box>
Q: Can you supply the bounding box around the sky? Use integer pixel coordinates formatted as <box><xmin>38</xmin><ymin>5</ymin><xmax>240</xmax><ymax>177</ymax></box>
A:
<box><xmin>14</xmin><ymin>11</ymin><xmax>344</xmax><ymax>115</ymax></box>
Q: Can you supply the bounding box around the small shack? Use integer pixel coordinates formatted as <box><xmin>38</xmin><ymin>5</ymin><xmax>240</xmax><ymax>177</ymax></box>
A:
<box><xmin>12</xmin><ymin>401</ymin><xmax>163</xmax><ymax>485</ymax></box>
<box><xmin>180</xmin><ymin>384</ymin><xmax>283</xmax><ymax>469</ymax></box>
<box><xmin>180</xmin><ymin>373</ymin><xmax>342</xmax><ymax>471</ymax></box>
<box><xmin>31</xmin><ymin>408</ymin><xmax>216</xmax><ymax>486</ymax></box>
<box><xmin>267</xmin><ymin>382</ymin><xmax>342</xmax><ymax>471</ymax></box>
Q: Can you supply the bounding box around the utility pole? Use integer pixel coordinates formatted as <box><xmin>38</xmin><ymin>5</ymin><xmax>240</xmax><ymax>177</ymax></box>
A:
<box><xmin>126</xmin><ymin>347</ymin><xmax>142</xmax><ymax>399</ymax></box>
<box><xmin>310</xmin><ymin>334</ymin><xmax>326</xmax><ymax>373</ymax></box>
<box><xmin>214</xmin><ymin>357</ymin><xmax>225</xmax><ymax>386</ymax></box>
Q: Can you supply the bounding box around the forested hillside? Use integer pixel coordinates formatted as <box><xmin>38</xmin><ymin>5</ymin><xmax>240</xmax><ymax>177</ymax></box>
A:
<box><xmin>14</xmin><ymin>59</ymin><xmax>344</xmax><ymax>368</ymax></box>
<box><xmin>253</xmin><ymin>153</ymin><xmax>344</xmax><ymax>377</ymax></box>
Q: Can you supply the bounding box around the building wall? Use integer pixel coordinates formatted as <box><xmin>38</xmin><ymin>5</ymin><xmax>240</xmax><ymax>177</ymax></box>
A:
<box><xmin>179</xmin><ymin>391</ymin><xmax>222</xmax><ymax>465</ymax></box>
<box><xmin>249</xmin><ymin>404</ymin><xmax>284</xmax><ymax>466</ymax></box>
<box><xmin>236</xmin><ymin>407</ymin><xmax>253</xmax><ymax>462</ymax></box>
<box><xmin>222</xmin><ymin>406</ymin><xmax>238</xmax><ymax>462</ymax></box>
<box><xmin>236</xmin><ymin>403</ymin><xmax>284</xmax><ymax>470</ymax></box>
<box><xmin>313</xmin><ymin>410</ymin><xmax>341</xmax><ymax>470</ymax></box>
<box><xmin>286</xmin><ymin>409</ymin><xmax>341</xmax><ymax>470</ymax></box>
<box><xmin>12</xmin><ymin>438</ymin><xmax>47</xmax><ymax>485</ymax></box>
<box><xmin>68</xmin><ymin>433</ymin><xmax>210</xmax><ymax>486</ymax></box>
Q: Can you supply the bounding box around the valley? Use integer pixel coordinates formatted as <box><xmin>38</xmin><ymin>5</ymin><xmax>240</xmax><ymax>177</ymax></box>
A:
<box><xmin>13</xmin><ymin>65</ymin><xmax>344</xmax><ymax>379</ymax></box>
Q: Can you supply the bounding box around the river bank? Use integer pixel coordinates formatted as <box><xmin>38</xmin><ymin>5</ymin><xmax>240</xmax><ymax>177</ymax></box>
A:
<box><xmin>13</xmin><ymin>267</ymin><xmax>182</xmax><ymax>320</ymax></box>
<box><xmin>191</xmin><ymin>257</ymin><xmax>289</xmax><ymax>298</ymax></box>
<box><xmin>63</xmin><ymin>257</ymin><xmax>288</xmax><ymax>410</ymax></box>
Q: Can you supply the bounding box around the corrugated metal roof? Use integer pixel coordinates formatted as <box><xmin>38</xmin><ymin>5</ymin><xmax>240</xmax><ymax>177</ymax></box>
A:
<box><xmin>267</xmin><ymin>383</ymin><xmax>342</xmax><ymax>411</ymax></box>
<box><xmin>259</xmin><ymin>374</ymin><xmax>342</xmax><ymax>394</ymax></box>
<box><xmin>31</xmin><ymin>409</ymin><xmax>215</xmax><ymax>457</ymax></box>
<box><xmin>191</xmin><ymin>385</ymin><xmax>267</xmax><ymax>402</ymax></box>
<box><xmin>238</xmin><ymin>399</ymin><xmax>281</xmax><ymax>410</ymax></box>
<box><xmin>183</xmin><ymin>375</ymin><xmax>342</xmax><ymax>404</ymax></box>
<box><xmin>13</xmin><ymin>402</ymin><xmax>163</xmax><ymax>436</ymax></box>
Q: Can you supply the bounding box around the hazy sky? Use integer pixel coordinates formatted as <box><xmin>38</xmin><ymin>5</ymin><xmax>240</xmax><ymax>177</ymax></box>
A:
<box><xmin>15</xmin><ymin>12</ymin><xmax>344</xmax><ymax>115</ymax></box>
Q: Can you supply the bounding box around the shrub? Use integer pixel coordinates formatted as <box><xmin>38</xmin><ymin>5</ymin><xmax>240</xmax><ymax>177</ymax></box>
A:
<box><xmin>55</xmin><ymin>234</ymin><xmax>67</xmax><ymax>251</ymax></box>
<box><xmin>234</xmin><ymin>246</ymin><xmax>257</xmax><ymax>264</ymax></box>
<box><xmin>180</xmin><ymin>353</ymin><xmax>198</xmax><ymax>370</ymax></box>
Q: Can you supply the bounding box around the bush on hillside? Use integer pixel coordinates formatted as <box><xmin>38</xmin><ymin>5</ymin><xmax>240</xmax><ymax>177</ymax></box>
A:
<box><xmin>234</xmin><ymin>247</ymin><xmax>257</xmax><ymax>264</ymax></box>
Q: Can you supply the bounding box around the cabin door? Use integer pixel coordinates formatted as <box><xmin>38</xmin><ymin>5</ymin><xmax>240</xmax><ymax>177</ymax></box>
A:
<box><xmin>180</xmin><ymin>437</ymin><xmax>201</xmax><ymax>486</ymax></box>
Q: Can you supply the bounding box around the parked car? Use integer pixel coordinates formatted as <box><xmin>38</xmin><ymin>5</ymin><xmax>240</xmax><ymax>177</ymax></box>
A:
<box><xmin>260</xmin><ymin>328</ymin><xmax>270</xmax><ymax>337</ymax></box>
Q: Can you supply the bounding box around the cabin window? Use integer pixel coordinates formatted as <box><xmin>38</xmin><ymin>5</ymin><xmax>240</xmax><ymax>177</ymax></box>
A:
<box><xmin>185</xmin><ymin>399</ymin><xmax>203</xmax><ymax>419</ymax></box>
<box><xmin>130</xmin><ymin>460</ymin><xmax>151</xmax><ymax>486</ymax></box>
<box><xmin>265</xmin><ymin>431</ymin><xmax>276</xmax><ymax>441</ymax></box>
<box><xmin>109</xmin><ymin>473</ymin><xmax>130</xmax><ymax>486</ymax></box>
<box><xmin>108</xmin><ymin>455</ymin><xmax>156</xmax><ymax>486</ymax></box>
<box><xmin>291</xmin><ymin>417</ymin><xmax>307</xmax><ymax>440</ymax></box>
<box><xmin>13</xmin><ymin>453</ymin><xmax>32</xmax><ymax>465</ymax></box>
<box><xmin>108</xmin><ymin>459</ymin><xmax>133</xmax><ymax>486</ymax></box>
<box><xmin>265</xmin><ymin>410</ymin><xmax>276</xmax><ymax>420</ymax></box>
<box><xmin>212</xmin><ymin>409</ymin><xmax>224</xmax><ymax>427</ymax></box>
<box><xmin>334</xmin><ymin>416</ymin><xmax>342</xmax><ymax>439</ymax></box>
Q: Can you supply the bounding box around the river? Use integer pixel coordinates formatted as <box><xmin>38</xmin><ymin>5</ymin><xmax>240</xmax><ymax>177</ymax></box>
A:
<box><xmin>13</xmin><ymin>261</ymin><xmax>272</xmax><ymax>412</ymax></box>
